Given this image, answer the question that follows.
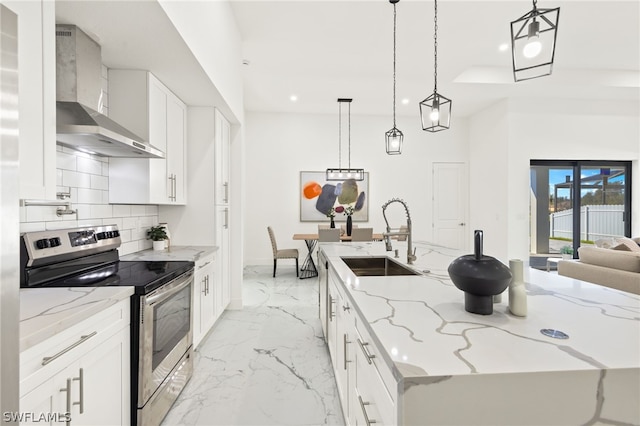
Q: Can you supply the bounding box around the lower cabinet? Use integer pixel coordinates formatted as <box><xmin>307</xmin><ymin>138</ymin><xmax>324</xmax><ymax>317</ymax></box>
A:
<box><xmin>20</xmin><ymin>300</ymin><xmax>130</xmax><ymax>425</ymax></box>
<box><xmin>326</xmin><ymin>263</ymin><xmax>397</xmax><ymax>426</ymax></box>
<box><xmin>193</xmin><ymin>252</ymin><xmax>216</xmax><ymax>348</ymax></box>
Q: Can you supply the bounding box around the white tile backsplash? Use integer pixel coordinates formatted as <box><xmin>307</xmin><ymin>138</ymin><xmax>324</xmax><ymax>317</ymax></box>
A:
<box><xmin>20</xmin><ymin>148</ymin><xmax>161</xmax><ymax>256</ymax></box>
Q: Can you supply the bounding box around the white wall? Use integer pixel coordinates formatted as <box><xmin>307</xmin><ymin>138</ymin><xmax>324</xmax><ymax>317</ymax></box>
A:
<box><xmin>470</xmin><ymin>98</ymin><xmax>640</xmax><ymax>264</ymax></box>
<box><xmin>244</xmin><ymin>111</ymin><xmax>470</xmax><ymax>265</ymax></box>
<box><xmin>159</xmin><ymin>0</ymin><xmax>244</xmax><ymax>123</ymax></box>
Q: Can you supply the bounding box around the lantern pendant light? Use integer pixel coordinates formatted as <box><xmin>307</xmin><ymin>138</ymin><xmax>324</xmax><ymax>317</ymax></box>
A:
<box><xmin>510</xmin><ymin>0</ymin><xmax>560</xmax><ymax>82</ymax></box>
<box><xmin>326</xmin><ymin>98</ymin><xmax>364</xmax><ymax>181</ymax></box>
<box><xmin>419</xmin><ymin>0</ymin><xmax>451</xmax><ymax>132</ymax></box>
<box><xmin>385</xmin><ymin>0</ymin><xmax>403</xmax><ymax>155</ymax></box>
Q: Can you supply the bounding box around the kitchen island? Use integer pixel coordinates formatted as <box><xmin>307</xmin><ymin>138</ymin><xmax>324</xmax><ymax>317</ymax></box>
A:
<box><xmin>319</xmin><ymin>241</ymin><xmax>640</xmax><ymax>425</ymax></box>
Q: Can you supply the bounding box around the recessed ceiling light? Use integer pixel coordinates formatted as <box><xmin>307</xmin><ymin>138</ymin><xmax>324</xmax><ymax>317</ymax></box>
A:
<box><xmin>401</xmin><ymin>98</ymin><xmax>410</xmax><ymax>105</ymax></box>
<box><xmin>498</xmin><ymin>43</ymin><xmax>509</xmax><ymax>52</ymax></box>
<box><xmin>290</xmin><ymin>95</ymin><xmax>298</xmax><ymax>102</ymax></box>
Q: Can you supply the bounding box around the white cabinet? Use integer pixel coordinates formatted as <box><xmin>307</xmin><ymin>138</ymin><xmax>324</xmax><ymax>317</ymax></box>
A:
<box><xmin>216</xmin><ymin>205</ymin><xmax>231</xmax><ymax>311</ymax></box>
<box><xmin>214</xmin><ymin>109</ymin><xmax>231</xmax><ymax>206</ymax></box>
<box><xmin>331</xmin><ymin>267</ymin><xmax>355</xmax><ymax>424</ymax></box>
<box><xmin>108</xmin><ymin>70</ymin><xmax>187</xmax><ymax>205</ymax></box>
<box><xmin>4</xmin><ymin>0</ymin><xmax>56</xmax><ymax>200</ymax></box>
<box><xmin>20</xmin><ymin>299</ymin><xmax>130</xmax><ymax>426</ymax></box>
<box><xmin>193</xmin><ymin>253</ymin><xmax>216</xmax><ymax>348</ymax></box>
<box><xmin>214</xmin><ymin>109</ymin><xmax>231</xmax><ymax>311</ymax></box>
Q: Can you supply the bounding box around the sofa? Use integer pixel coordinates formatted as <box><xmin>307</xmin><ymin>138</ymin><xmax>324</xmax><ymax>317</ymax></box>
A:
<box><xmin>558</xmin><ymin>242</ymin><xmax>640</xmax><ymax>295</ymax></box>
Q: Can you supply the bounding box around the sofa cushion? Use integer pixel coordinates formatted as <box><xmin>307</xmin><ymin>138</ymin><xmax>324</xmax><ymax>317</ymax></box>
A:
<box><xmin>612</xmin><ymin>237</ymin><xmax>640</xmax><ymax>252</ymax></box>
<box><xmin>578</xmin><ymin>246</ymin><xmax>640</xmax><ymax>273</ymax></box>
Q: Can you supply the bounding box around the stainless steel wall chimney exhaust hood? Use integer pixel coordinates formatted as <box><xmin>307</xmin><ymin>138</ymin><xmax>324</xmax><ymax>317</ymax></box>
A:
<box><xmin>55</xmin><ymin>25</ymin><xmax>164</xmax><ymax>159</ymax></box>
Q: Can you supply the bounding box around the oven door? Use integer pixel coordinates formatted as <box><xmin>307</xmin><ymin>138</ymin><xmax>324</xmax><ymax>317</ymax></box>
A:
<box><xmin>138</xmin><ymin>268</ymin><xmax>194</xmax><ymax>405</ymax></box>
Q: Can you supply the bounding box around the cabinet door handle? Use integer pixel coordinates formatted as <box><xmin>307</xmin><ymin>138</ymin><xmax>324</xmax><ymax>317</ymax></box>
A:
<box><xmin>358</xmin><ymin>395</ymin><xmax>377</xmax><ymax>425</ymax></box>
<box><xmin>328</xmin><ymin>295</ymin><xmax>335</xmax><ymax>321</ymax></box>
<box><xmin>198</xmin><ymin>261</ymin><xmax>212</xmax><ymax>270</ymax></box>
<box><xmin>357</xmin><ymin>338</ymin><xmax>376</xmax><ymax>364</ymax></box>
<box><xmin>206</xmin><ymin>276</ymin><xmax>210</xmax><ymax>295</ymax></box>
<box><xmin>42</xmin><ymin>332</ymin><xmax>97</xmax><ymax>366</ymax></box>
<box><xmin>60</xmin><ymin>378</ymin><xmax>72</xmax><ymax>426</ymax></box>
<box><xmin>202</xmin><ymin>276</ymin><xmax>207</xmax><ymax>295</ymax></box>
<box><xmin>224</xmin><ymin>208</ymin><xmax>229</xmax><ymax>229</ymax></box>
<box><xmin>173</xmin><ymin>174</ymin><xmax>177</xmax><ymax>201</ymax></box>
<box><xmin>72</xmin><ymin>368</ymin><xmax>84</xmax><ymax>414</ymax></box>
<box><xmin>343</xmin><ymin>333</ymin><xmax>352</xmax><ymax>371</ymax></box>
<box><xmin>223</xmin><ymin>182</ymin><xmax>229</xmax><ymax>203</ymax></box>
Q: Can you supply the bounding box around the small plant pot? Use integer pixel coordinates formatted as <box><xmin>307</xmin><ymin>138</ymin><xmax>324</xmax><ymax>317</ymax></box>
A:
<box><xmin>153</xmin><ymin>240</ymin><xmax>166</xmax><ymax>251</ymax></box>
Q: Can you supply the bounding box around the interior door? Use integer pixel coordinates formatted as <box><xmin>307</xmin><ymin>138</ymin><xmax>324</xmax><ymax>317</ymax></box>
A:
<box><xmin>432</xmin><ymin>162</ymin><xmax>468</xmax><ymax>250</ymax></box>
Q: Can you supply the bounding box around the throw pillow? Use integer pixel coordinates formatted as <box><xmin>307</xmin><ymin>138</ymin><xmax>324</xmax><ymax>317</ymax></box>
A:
<box><xmin>612</xmin><ymin>237</ymin><xmax>640</xmax><ymax>252</ymax></box>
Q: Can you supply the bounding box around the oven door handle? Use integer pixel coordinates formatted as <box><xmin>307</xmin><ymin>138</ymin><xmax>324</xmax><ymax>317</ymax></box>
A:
<box><xmin>145</xmin><ymin>270</ymin><xmax>193</xmax><ymax>307</ymax></box>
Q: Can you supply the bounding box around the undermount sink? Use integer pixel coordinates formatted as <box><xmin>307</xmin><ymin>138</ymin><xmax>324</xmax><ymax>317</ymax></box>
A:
<box><xmin>340</xmin><ymin>256</ymin><xmax>420</xmax><ymax>277</ymax></box>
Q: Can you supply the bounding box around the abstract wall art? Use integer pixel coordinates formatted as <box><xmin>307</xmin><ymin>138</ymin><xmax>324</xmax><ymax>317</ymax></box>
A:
<box><xmin>300</xmin><ymin>171</ymin><xmax>369</xmax><ymax>222</ymax></box>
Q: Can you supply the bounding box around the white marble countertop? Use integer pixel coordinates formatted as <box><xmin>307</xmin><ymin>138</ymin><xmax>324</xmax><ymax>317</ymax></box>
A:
<box><xmin>20</xmin><ymin>286</ymin><xmax>134</xmax><ymax>353</ymax></box>
<box><xmin>120</xmin><ymin>245</ymin><xmax>217</xmax><ymax>262</ymax></box>
<box><xmin>320</xmin><ymin>241</ymin><xmax>640</xmax><ymax>382</ymax></box>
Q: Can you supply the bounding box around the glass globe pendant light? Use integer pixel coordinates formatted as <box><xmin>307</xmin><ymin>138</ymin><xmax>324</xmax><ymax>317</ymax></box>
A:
<box><xmin>385</xmin><ymin>0</ymin><xmax>403</xmax><ymax>155</ymax></box>
<box><xmin>419</xmin><ymin>0</ymin><xmax>452</xmax><ymax>132</ymax></box>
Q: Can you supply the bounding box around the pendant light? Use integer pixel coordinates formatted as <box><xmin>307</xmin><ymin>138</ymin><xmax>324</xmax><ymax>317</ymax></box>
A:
<box><xmin>326</xmin><ymin>98</ymin><xmax>364</xmax><ymax>181</ymax></box>
<box><xmin>510</xmin><ymin>0</ymin><xmax>560</xmax><ymax>82</ymax></box>
<box><xmin>419</xmin><ymin>0</ymin><xmax>451</xmax><ymax>132</ymax></box>
<box><xmin>385</xmin><ymin>0</ymin><xmax>403</xmax><ymax>155</ymax></box>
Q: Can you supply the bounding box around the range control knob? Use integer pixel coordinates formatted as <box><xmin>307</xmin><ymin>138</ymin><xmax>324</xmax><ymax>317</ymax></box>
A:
<box><xmin>96</xmin><ymin>232</ymin><xmax>106</xmax><ymax>240</ymax></box>
<box><xmin>35</xmin><ymin>238</ymin><xmax>51</xmax><ymax>249</ymax></box>
<box><xmin>113</xmin><ymin>230</ymin><xmax>120</xmax><ymax>237</ymax></box>
<box><xmin>49</xmin><ymin>237</ymin><xmax>61</xmax><ymax>247</ymax></box>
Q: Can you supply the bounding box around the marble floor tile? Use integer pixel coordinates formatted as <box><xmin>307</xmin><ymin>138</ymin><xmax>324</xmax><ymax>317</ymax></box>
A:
<box><xmin>162</xmin><ymin>266</ymin><xmax>345</xmax><ymax>426</ymax></box>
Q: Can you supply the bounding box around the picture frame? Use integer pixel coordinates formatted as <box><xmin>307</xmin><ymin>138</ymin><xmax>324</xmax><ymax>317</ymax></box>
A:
<box><xmin>300</xmin><ymin>171</ymin><xmax>369</xmax><ymax>222</ymax></box>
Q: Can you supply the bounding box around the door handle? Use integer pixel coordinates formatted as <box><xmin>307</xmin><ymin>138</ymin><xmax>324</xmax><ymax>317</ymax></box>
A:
<box><xmin>73</xmin><ymin>368</ymin><xmax>84</xmax><ymax>414</ymax></box>
<box><xmin>60</xmin><ymin>378</ymin><xmax>72</xmax><ymax>426</ymax></box>
<box><xmin>224</xmin><ymin>208</ymin><xmax>229</xmax><ymax>229</ymax></box>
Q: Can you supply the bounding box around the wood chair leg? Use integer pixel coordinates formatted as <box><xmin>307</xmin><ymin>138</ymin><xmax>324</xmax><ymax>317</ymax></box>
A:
<box><xmin>295</xmin><ymin>258</ymin><xmax>299</xmax><ymax>277</ymax></box>
<box><xmin>273</xmin><ymin>259</ymin><xmax>277</xmax><ymax>277</ymax></box>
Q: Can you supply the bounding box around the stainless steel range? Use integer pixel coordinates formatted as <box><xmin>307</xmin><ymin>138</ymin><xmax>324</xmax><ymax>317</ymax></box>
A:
<box><xmin>20</xmin><ymin>224</ymin><xmax>194</xmax><ymax>426</ymax></box>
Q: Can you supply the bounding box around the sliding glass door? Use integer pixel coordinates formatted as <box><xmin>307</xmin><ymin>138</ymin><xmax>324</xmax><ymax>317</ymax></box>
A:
<box><xmin>530</xmin><ymin>161</ymin><xmax>631</xmax><ymax>267</ymax></box>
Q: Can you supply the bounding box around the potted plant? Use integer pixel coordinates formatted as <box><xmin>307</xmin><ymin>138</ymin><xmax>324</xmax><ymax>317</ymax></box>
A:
<box><xmin>343</xmin><ymin>205</ymin><xmax>355</xmax><ymax>236</ymax></box>
<box><xmin>147</xmin><ymin>225</ymin><xmax>168</xmax><ymax>251</ymax></box>
<box><xmin>560</xmin><ymin>245</ymin><xmax>574</xmax><ymax>260</ymax></box>
<box><xmin>326</xmin><ymin>207</ymin><xmax>336</xmax><ymax>228</ymax></box>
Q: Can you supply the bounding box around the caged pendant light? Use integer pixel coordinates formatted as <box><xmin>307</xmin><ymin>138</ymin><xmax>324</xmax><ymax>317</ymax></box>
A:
<box><xmin>510</xmin><ymin>0</ymin><xmax>560</xmax><ymax>82</ymax></box>
<box><xmin>326</xmin><ymin>98</ymin><xmax>364</xmax><ymax>181</ymax></box>
<box><xmin>419</xmin><ymin>0</ymin><xmax>451</xmax><ymax>132</ymax></box>
<box><xmin>385</xmin><ymin>0</ymin><xmax>403</xmax><ymax>155</ymax></box>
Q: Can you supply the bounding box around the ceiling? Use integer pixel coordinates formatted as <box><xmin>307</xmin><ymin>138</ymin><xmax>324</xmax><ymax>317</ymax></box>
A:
<box><xmin>230</xmin><ymin>0</ymin><xmax>640</xmax><ymax>118</ymax></box>
<box><xmin>55</xmin><ymin>1</ymin><xmax>639</xmax><ymax>120</ymax></box>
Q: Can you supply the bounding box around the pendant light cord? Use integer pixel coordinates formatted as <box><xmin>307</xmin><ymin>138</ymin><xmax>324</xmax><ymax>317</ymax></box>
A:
<box><xmin>392</xmin><ymin>2</ymin><xmax>398</xmax><ymax>127</ymax></box>
<box><xmin>433</xmin><ymin>0</ymin><xmax>438</xmax><ymax>93</ymax></box>
<box><xmin>348</xmin><ymin>101</ymin><xmax>351</xmax><ymax>169</ymax></box>
<box><xmin>338</xmin><ymin>101</ymin><xmax>342</xmax><ymax>169</ymax></box>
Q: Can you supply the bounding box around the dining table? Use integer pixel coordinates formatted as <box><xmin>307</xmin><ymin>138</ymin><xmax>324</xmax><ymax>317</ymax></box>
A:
<box><xmin>292</xmin><ymin>232</ymin><xmax>384</xmax><ymax>279</ymax></box>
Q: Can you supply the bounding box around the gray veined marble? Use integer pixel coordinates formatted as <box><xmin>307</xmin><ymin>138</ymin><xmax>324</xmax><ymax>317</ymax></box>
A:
<box><xmin>162</xmin><ymin>266</ymin><xmax>344</xmax><ymax>426</ymax></box>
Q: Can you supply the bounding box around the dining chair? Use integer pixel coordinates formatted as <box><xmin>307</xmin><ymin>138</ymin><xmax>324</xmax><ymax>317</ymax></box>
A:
<box><xmin>267</xmin><ymin>226</ymin><xmax>299</xmax><ymax>277</ymax></box>
<box><xmin>340</xmin><ymin>223</ymin><xmax>358</xmax><ymax>235</ymax></box>
<box><xmin>392</xmin><ymin>225</ymin><xmax>408</xmax><ymax>241</ymax></box>
<box><xmin>350</xmin><ymin>227</ymin><xmax>373</xmax><ymax>242</ymax></box>
<box><xmin>318</xmin><ymin>228</ymin><xmax>341</xmax><ymax>242</ymax></box>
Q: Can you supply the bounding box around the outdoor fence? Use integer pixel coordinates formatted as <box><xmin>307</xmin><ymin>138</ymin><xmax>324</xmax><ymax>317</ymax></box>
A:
<box><xmin>550</xmin><ymin>205</ymin><xmax>625</xmax><ymax>241</ymax></box>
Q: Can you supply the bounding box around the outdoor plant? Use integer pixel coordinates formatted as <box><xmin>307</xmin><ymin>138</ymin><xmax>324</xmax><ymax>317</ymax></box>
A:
<box><xmin>560</xmin><ymin>245</ymin><xmax>574</xmax><ymax>255</ymax></box>
<box><xmin>147</xmin><ymin>225</ymin><xmax>168</xmax><ymax>241</ymax></box>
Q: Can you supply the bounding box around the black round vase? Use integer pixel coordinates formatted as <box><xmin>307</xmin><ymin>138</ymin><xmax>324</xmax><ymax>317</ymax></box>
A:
<box><xmin>447</xmin><ymin>230</ymin><xmax>512</xmax><ymax>315</ymax></box>
<box><xmin>346</xmin><ymin>215</ymin><xmax>353</xmax><ymax>236</ymax></box>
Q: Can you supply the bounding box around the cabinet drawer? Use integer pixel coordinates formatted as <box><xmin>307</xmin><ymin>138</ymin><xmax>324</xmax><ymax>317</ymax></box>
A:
<box><xmin>354</xmin><ymin>317</ymin><xmax>396</xmax><ymax>405</ymax></box>
<box><xmin>355</xmin><ymin>338</ymin><xmax>396</xmax><ymax>426</ymax></box>
<box><xmin>195</xmin><ymin>253</ymin><xmax>215</xmax><ymax>270</ymax></box>
<box><xmin>20</xmin><ymin>300</ymin><xmax>130</xmax><ymax>397</ymax></box>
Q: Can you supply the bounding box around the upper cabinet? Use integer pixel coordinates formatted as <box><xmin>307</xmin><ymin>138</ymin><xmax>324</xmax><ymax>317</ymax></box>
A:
<box><xmin>5</xmin><ymin>0</ymin><xmax>57</xmax><ymax>200</ymax></box>
<box><xmin>107</xmin><ymin>70</ymin><xmax>186</xmax><ymax>205</ymax></box>
<box><xmin>214</xmin><ymin>109</ymin><xmax>230</xmax><ymax>206</ymax></box>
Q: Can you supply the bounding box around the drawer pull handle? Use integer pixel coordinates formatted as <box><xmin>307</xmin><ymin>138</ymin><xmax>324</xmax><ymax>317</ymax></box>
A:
<box><xmin>343</xmin><ymin>333</ymin><xmax>352</xmax><ymax>370</ymax></box>
<box><xmin>60</xmin><ymin>378</ymin><xmax>72</xmax><ymax>426</ymax></box>
<box><xmin>358</xmin><ymin>395</ymin><xmax>377</xmax><ymax>425</ymax></box>
<box><xmin>42</xmin><ymin>331</ymin><xmax>97</xmax><ymax>366</ymax></box>
<box><xmin>358</xmin><ymin>338</ymin><xmax>376</xmax><ymax>364</ymax></box>
<box><xmin>73</xmin><ymin>368</ymin><xmax>84</xmax><ymax>413</ymax></box>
